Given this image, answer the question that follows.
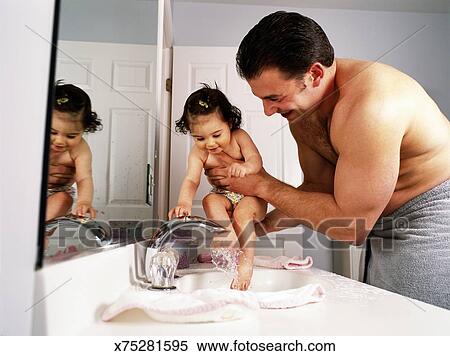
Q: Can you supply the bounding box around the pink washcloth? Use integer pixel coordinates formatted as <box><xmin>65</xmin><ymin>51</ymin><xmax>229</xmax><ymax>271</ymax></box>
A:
<box><xmin>102</xmin><ymin>284</ymin><xmax>324</xmax><ymax>323</ymax></box>
<box><xmin>253</xmin><ymin>255</ymin><xmax>313</xmax><ymax>270</ymax></box>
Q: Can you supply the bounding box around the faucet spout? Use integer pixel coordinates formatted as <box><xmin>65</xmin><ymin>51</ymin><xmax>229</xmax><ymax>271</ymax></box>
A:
<box><xmin>150</xmin><ymin>215</ymin><xmax>227</xmax><ymax>250</ymax></box>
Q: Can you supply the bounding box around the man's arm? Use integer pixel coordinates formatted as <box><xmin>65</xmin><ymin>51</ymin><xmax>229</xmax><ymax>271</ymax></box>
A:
<box><xmin>258</xmin><ymin>140</ymin><xmax>336</xmax><ymax>235</ymax></box>
<box><xmin>228</xmin><ymin>102</ymin><xmax>403</xmax><ymax>244</ymax></box>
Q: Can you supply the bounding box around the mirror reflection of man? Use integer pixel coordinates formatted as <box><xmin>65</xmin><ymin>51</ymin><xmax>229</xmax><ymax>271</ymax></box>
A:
<box><xmin>207</xmin><ymin>11</ymin><xmax>450</xmax><ymax>309</ymax></box>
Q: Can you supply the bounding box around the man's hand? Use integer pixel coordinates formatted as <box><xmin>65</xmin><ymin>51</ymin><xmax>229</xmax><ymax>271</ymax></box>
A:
<box><xmin>204</xmin><ymin>152</ymin><xmax>240</xmax><ymax>187</ymax></box>
<box><xmin>228</xmin><ymin>168</ymin><xmax>269</xmax><ymax>196</ymax></box>
<box><xmin>228</xmin><ymin>162</ymin><xmax>251</xmax><ymax>178</ymax></box>
<box><xmin>48</xmin><ymin>164</ymin><xmax>75</xmax><ymax>185</ymax></box>
<box><xmin>204</xmin><ymin>151</ymin><xmax>271</xmax><ymax>196</ymax></box>
<box><xmin>206</xmin><ymin>166</ymin><xmax>270</xmax><ymax>197</ymax></box>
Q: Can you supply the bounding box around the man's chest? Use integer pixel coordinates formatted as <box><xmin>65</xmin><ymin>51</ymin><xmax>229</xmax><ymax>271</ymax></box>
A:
<box><xmin>290</xmin><ymin>116</ymin><xmax>338</xmax><ymax>165</ymax></box>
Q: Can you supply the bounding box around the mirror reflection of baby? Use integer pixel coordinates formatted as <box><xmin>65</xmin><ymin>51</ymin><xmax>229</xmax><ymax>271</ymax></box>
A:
<box><xmin>168</xmin><ymin>84</ymin><xmax>267</xmax><ymax>290</ymax></box>
<box><xmin>46</xmin><ymin>82</ymin><xmax>102</xmax><ymax>222</ymax></box>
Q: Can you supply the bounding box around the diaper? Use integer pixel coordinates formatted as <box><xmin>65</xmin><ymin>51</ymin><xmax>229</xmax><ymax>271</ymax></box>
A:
<box><xmin>47</xmin><ymin>184</ymin><xmax>76</xmax><ymax>198</ymax></box>
<box><xmin>211</xmin><ymin>187</ymin><xmax>244</xmax><ymax>208</ymax></box>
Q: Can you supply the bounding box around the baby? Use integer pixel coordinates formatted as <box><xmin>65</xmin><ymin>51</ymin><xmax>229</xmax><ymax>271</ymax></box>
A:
<box><xmin>168</xmin><ymin>84</ymin><xmax>267</xmax><ymax>290</ymax></box>
<box><xmin>46</xmin><ymin>82</ymin><xmax>102</xmax><ymax>222</ymax></box>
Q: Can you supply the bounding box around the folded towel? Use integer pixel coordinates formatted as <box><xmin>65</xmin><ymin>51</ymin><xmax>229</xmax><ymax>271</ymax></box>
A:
<box><xmin>253</xmin><ymin>255</ymin><xmax>313</xmax><ymax>270</ymax></box>
<box><xmin>198</xmin><ymin>253</ymin><xmax>313</xmax><ymax>270</ymax></box>
<box><xmin>102</xmin><ymin>284</ymin><xmax>324</xmax><ymax>323</ymax></box>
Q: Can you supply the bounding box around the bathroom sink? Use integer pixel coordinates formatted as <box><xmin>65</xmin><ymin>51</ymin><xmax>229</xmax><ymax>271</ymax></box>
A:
<box><xmin>175</xmin><ymin>268</ymin><xmax>331</xmax><ymax>293</ymax></box>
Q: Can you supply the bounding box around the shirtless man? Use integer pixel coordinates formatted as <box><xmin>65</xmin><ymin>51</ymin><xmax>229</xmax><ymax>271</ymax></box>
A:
<box><xmin>207</xmin><ymin>11</ymin><xmax>450</xmax><ymax>309</ymax></box>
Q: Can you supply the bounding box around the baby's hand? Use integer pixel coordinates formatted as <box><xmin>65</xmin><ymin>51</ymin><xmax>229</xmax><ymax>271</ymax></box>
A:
<box><xmin>228</xmin><ymin>163</ymin><xmax>250</xmax><ymax>178</ymax></box>
<box><xmin>168</xmin><ymin>205</ymin><xmax>191</xmax><ymax>219</ymax></box>
<box><xmin>74</xmin><ymin>202</ymin><xmax>96</xmax><ymax>219</ymax></box>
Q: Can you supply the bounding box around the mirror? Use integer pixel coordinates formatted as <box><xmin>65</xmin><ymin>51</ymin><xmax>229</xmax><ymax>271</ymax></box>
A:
<box><xmin>43</xmin><ymin>0</ymin><xmax>161</xmax><ymax>262</ymax></box>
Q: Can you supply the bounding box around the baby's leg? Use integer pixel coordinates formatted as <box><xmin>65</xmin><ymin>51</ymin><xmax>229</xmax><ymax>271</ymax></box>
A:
<box><xmin>46</xmin><ymin>191</ymin><xmax>73</xmax><ymax>222</ymax></box>
<box><xmin>231</xmin><ymin>196</ymin><xmax>267</xmax><ymax>290</ymax></box>
<box><xmin>202</xmin><ymin>193</ymin><xmax>239</xmax><ymax>249</ymax></box>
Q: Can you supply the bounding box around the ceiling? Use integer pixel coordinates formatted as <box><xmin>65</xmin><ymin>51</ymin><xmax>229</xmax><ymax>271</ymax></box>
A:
<box><xmin>173</xmin><ymin>0</ymin><xmax>450</xmax><ymax>14</ymax></box>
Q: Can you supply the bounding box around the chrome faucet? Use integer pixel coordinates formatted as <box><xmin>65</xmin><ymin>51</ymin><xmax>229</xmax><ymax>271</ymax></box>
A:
<box><xmin>44</xmin><ymin>215</ymin><xmax>112</xmax><ymax>258</ymax></box>
<box><xmin>134</xmin><ymin>216</ymin><xmax>227</xmax><ymax>288</ymax></box>
<box><xmin>150</xmin><ymin>215</ymin><xmax>227</xmax><ymax>249</ymax></box>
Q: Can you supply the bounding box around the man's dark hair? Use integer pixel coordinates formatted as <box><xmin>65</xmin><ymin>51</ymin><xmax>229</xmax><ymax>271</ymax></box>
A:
<box><xmin>236</xmin><ymin>11</ymin><xmax>334</xmax><ymax>80</ymax></box>
<box><xmin>175</xmin><ymin>83</ymin><xmax>242</xmax><ymax>134</ymax></box>
<box><xmin>54</xmin><ymin>81</ymin><xmax>102</xmax><ymax>133</ymax></box>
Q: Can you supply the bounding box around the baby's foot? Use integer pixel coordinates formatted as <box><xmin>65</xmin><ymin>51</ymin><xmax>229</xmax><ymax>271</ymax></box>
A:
<box><xmin>231</xmin><ymin>254</ymin><xmax>253</xmax><ymax>291</ymax></box>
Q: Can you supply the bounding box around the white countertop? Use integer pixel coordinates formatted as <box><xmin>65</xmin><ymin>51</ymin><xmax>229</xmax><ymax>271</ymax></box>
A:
<box><xmin>82</xmin><ymin>264</ymin><xmax>450</xmax><ymax>336</ymax></box>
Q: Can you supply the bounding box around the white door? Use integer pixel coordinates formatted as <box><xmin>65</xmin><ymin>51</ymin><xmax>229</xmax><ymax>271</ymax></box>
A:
<box><xmin>55</xmin><ymin>41</ymin><xmax>157</xmax><ymax>220</ymax></box>
<box><xmin>170</xmin><ymin>46</ymin><xmax>303</xmax><ymax>216</ymax></box>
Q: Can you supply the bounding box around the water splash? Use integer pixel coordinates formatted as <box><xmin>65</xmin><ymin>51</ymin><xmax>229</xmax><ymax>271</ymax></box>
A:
<box><xmin>211</xmin><ymin>248</ymin><xmax>241</xmax><ymax>275</ymax></box>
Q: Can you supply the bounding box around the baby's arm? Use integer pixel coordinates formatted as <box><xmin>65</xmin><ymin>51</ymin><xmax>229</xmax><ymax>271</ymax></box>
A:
<box><xmin>168</xmin><ymin>146</ymin><xmax>206</xmax><ymax>218</ymax></box>
<box><xmin>72</xmin><ymin>140</ymin><xmax>96</xmax><ymax>218</ymax></box>
<box><xmin>229</xmin><ymin>129</ymin><xmax>263</xmax><ymax>177</ymax></box>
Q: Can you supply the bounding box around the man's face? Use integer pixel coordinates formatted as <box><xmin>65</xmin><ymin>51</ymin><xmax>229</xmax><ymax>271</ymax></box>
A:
<box><xmin>247</xmin><ymin>68</ymin><xmax>314</xmax><ymax>123</ymax></box>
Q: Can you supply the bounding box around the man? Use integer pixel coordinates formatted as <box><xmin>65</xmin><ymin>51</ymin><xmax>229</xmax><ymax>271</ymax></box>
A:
<box><xmin>207</xmin><ymin>11</ymin><xmax>450</xmax><ymax>309</ymax></box>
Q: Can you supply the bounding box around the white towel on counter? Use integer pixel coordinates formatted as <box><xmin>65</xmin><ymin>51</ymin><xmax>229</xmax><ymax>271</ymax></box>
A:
<box><xmin>253</xmin><ymin>255</ymin><xmax>313</xmax><ymax>270</ymax></box>
<box><xmin>102</xmin><ymin>284</ymin><xmax>324</xmax><ymax>324</ymax></box>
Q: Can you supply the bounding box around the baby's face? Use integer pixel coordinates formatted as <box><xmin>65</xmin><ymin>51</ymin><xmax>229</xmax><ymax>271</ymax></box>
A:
<box><xmin>190</xmin><ymin>112</ymin><xmax>231</xmax><ymax>154</ymax></box>
<box><xmin>50</xmin><ymin>110</ymin><xmax>84</xmax><ymax>153</ymax></box>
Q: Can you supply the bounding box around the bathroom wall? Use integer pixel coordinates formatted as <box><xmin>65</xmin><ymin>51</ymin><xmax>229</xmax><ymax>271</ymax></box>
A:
<box><xmin>172</xmin><ymin>2</ymin><xmax>450</xmax><ymax>117</ymax></box>
<box><xmin>58</xmin><ymin>0</ymin><xmax>158</xmax><ymax>44</ymax></box>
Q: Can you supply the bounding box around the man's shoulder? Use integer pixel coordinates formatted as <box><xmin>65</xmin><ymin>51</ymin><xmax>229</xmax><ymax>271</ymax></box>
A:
<box><xmin>332</xmin><ymin>62</ymin><xmax>410</xmax><ymax>147</ymax></box>
<box><xmin>335</xmin><ymin>60</ymin><xmax>411</xmax><ymax>118</ymax></box>
<box><xmin>336</xmin><ymin>59</ymin><xmax>415</xmax><ymax>98</ymax></box>
<box><xmin>336</xmin><ymin>58</ymin><xmax>399</xmax><ymax>81</ymax></box>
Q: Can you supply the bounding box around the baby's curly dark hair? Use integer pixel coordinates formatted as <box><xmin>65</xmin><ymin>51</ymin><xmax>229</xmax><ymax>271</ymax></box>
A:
<box><xmin>53</xmin><ymin>81</ymin><xmax>102</xmax><ymax>133</ymax></box>
<box><xmin>175</xmin><ymin>84</ymin><xmax>242</xmax><ymax>134</ymax></box>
